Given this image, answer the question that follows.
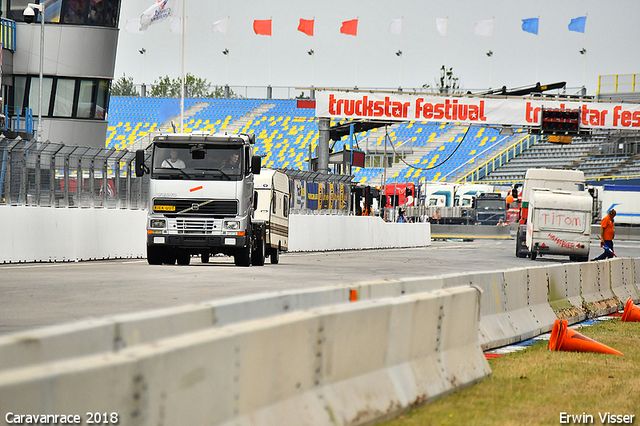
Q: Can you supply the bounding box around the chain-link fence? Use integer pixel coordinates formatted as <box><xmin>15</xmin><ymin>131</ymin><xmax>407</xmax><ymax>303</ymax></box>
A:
<box><xmin>0</xmin><ymin>138</ymin><xmax>148</xmax><ymax>209</ymax></box>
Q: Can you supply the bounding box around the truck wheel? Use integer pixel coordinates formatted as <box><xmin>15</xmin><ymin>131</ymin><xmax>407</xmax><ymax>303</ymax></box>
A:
<box><xmin>201</xmin><ymin>252</ymin><xmax>210</xmax><ymax>263</ymax></box>
<box><xmin>252</xmin><ymin>236</ymin><xmax>265</xmax><ymax>266</ymax></box>
<box><xmin>163</xmin><ymin>250</ymin><xmax>176</xmax><ymax>265</ymax></box>
<box><xmin>147</xmin><ymin>245</ymin><xmax>163</xmax><ymax>265</ymax></box>
<box><xmin>234</xmin><ymin>245</ymin><xmax>251</xmax><ymax>267</ymax></box>
<box><xmin>270</xmin><ymin>246</ymin><xmax>280</xmax><ymax>264</ymax></box>
<box><xmin>176</xmin><ymin>252</ymin><xmax>191</xmax><ymax>266</ymax></box>
<box><xmin>515</xmin><ymin>232</ymin><xmax>527</xmax><ymax>258</ymax></box>
<box><xmin>530</xmin><ymin>250</ymin><xmax>537</xmax><ymax>261</ymax></box>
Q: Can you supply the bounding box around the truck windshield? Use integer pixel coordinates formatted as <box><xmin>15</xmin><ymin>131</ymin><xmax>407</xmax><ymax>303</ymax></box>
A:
<box><xmin>476</xmin><ymin>200</ymin><xmax>506</xmax><ymax>210</ymax></box>
<box><xmin>151</xmin><ymin>144</ymin><xmax>244</xmax><ymax>180</ymax></box>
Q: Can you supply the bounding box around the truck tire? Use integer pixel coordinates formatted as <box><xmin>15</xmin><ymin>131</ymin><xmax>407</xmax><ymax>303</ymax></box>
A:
<box><xmin>234</xmin><ymin>245</ymin><xmax>251</xmax><ymax>267</ymax></box>
<box><xmin>201</xmin><ymin>252</ymin><xmax>210</xmax><ymax>263</ymax></box>
<box><xmin>147</xmin><ymin>245</ymin><xmax>163</xmax><ymax>265</ymax></box>
<box><xmin>252</xmin><ymin>235</ymin><xmax>265</xmax><ymax>266</ymax></box>
<box><xmin>176</xmin><ymin>251</ymin><xmax>191</xmax><ymax>266</ymax></box>
<box><xmin>515</xmin><ymin>231</ymin><xmax>528</xmax><ymax>258</ymax></box>
<box><xmin>530</xmin><ymin>250</ymin><xmax>537</xmax><ymax>261</ymax></box>
<box><xmin>270</xmin><ymin>246</ymin><xmax>280</xmax><ymax>264</ymax></box>
<box><xmin>163</xmin><ymin>251</ymin><xmax>177</xmax><ymax>265</ymax></box>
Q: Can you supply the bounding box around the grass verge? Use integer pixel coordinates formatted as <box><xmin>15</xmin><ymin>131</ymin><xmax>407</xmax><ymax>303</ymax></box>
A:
<box><xmin>382</xmin><ymin>318</ymin><xmax>640</xmax><ymax>426</ymax></box>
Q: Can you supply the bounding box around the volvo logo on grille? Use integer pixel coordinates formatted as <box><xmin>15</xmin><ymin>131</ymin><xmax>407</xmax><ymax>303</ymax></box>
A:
<box><xmin>191</xmin><ymin>203</ymin><xmax>200</xmax><ymax>211</ymax></box>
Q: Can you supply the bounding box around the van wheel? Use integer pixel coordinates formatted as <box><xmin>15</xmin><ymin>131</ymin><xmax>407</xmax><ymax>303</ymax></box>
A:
<box><xmin>530</xmin><ymin>250</ymin><xmax>537</xmax><ymax>261</ymax></box>
<box><xmin>270</xmin><ymin>246</ymin><xmax>280</xmax><ymax>264</ymax></box>
<box><xmin>234</xmin><ymin>245</ymin><xmax>251</xmax><ymax>267</ymax></box>
<box><xmin>252</xmin><ymin>236</ymin><xmax>265</xmax><ymax>266</ymax></box>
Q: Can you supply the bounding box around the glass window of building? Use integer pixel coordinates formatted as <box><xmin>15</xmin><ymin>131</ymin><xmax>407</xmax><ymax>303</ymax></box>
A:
<box><xmin>52</xmin><ymin>78</ymin><xmax>75</xmax><ymax>117</ymax></box>
<box><xmin>77</xmin><ymin>80</ymin><xmax>94</xmax><ymax>118</ymax></box>
<box><xmin>28</xmin><ymin>77</ymin><xmax>53</xmax><ymax>116</ymax></box>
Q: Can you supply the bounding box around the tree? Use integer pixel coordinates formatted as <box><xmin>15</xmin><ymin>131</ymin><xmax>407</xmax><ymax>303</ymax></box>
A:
<box><xmin>110</xmin><ymin>74</ymin><xmax>139</xmax><ymax>97</ymax></box>
<box><xmin>148</xmin><ymin>74</ymin><xmax>240</xmax><ymax>98</ymax></box>
<box><xmin>423</xmin><ymin>66</ymin><xmax>462</xmax><ymax>94</ymax></box>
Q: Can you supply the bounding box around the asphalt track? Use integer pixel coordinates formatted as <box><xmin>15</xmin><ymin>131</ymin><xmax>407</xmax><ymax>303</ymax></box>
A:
<box><xmin>2</xmin><ymin>239</ymin><xmax>640</xmax><ymax>335</ymax></box>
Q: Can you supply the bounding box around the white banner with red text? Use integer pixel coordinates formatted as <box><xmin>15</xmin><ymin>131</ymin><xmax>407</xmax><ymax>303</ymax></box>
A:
<box><xmin>315</xmin><ymin>90</ymin><xmax>640</xmax><ymax>130</ymax></box>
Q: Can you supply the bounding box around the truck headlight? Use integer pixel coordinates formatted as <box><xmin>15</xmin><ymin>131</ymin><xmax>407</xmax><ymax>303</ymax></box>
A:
<box><xmin>150</xmin><ymin>219</ymin><xmax>167</xmax><ymax>229</ymax></box>
<box><xmin>224</xmin><ymin>220</ymin><xmax>240</xmax><ymax>230</ymax></box>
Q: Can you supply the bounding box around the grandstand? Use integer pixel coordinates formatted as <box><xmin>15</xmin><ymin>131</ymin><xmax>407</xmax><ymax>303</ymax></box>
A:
<box><xmin>107</xmin><ymin>97</ymin><xmax>528</xmax><ymax>185</ymax></box>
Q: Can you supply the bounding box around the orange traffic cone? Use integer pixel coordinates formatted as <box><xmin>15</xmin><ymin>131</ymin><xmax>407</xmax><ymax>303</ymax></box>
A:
<box><xmin>548</xmin><ymin>319</ymin><xmax>623</xmax><ymax>355</ymax></box>
<box><xmin>621</xmin><ymin>298</ymin><xmax>640</xmax><ymax>322</ymax></box>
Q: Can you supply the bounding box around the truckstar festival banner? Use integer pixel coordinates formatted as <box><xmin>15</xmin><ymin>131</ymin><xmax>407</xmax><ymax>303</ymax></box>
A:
<box><xmin>315</xmin><ymin>91</ymin><xmax>640</xmax><ymax>130</ymax></box>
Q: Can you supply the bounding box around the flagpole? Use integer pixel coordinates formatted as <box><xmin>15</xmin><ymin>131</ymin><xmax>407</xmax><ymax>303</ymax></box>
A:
<box><xmin>355</xmin><ymin>18</ymin><xmax>359</xmax><ymax>88</ymax></box>
<box><xmin>399</xmin><ymin>17</ymin><xmax>403</xmax><ymax>89</ymax></box>
<box><xmin>269</xmin><ymin>16</ymin><xmax>272</xmax><ymax>87</ymax></box>
<box><xmin>535</xmin><ymin>15</ymin><xmax>540</xmax><ymax>83</ymax></box>
<box><xmin>312</xmin><ymin>17</ymin><xmax>315</xmax><ymax>87</ymax></box>
<box><xmin>226</xmin><ymin>16</ymin><xmax>230</xmax><ymax>86</ymax></box>
<box><xmin>180</xmin><ymin>0</ymin><xmax>185</xmax><ymax>132</ymax></box>
<box><xmin>582</xmin><ymin>14</ymin><xmax>588</xmax><ymax>89</ymax></box>
<box><xmin>490</xmin><ymin>17</ymin><xmax>494</xmax><ymax>89</ymax></box>
<box><xmin>444</xmin><ymin>17</ymin><xmax>448</xmax><ymax>82</ymax></box>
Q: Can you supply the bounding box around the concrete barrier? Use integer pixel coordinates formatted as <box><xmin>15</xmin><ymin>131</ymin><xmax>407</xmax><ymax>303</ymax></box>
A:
<box><xmin>546</xmin><ymin>263</ymin><xmax>587</xmax><ymax>324</ymax></box>
<box><xmin>0</xmin><ymin>206</ymin><xmax>146</xmax><ymax>263</ymax></box>
<box><xmin>288</xmin><ymin>215</ymin><xmax>431</xmax><ymax>252</ymax></box>
<box><xmin>580</xmin><ymin>261</ymin><xmax>619</xmax><ymax>316</ymax></box>
<box><xmin>430</xmin><ymin>224</ymin><xmax>512</xmax><ymax>239</ymax></box>
<box><xmin>0</xmin><ymin>287</ymin><xmax>489</xmax><ymax>426</ymax></box>
<box><xmin>608</xmin><ymin>257</ymin><xmax>639</xmax><ymax>304</ymax></box>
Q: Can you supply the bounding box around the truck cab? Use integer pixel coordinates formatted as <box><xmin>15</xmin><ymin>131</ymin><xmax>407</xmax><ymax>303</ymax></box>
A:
<box><xmin>136</xmin><ymin>132</ymin><xmax>267</xmax><ymax>266</ymax></box>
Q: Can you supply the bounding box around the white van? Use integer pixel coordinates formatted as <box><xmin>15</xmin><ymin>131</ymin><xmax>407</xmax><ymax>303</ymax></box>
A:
<box><xmin>525</xmin><ymin>188</ymin><xmax>592</xmax><ymax>261</ymax></box>
<box><xmin>254</xmin><ymin>169</ymin><xmax>290</xmax><ymax>264</ymax></box>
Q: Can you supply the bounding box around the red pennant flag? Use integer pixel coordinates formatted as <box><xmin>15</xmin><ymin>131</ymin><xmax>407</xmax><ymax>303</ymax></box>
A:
<box><xmin>340</xmin><ymin>19</ymin><xmax>358</xmax><ymax>36</ymax></box>
<box><xmin>298</xmin><ymin>18</ymin><xmax>314</xmax><ymax>36</ymax></box>
<box><xmin>253</xmin><ymin>19</ymin><xmax>272</xmax><ymax>36</ymax></box>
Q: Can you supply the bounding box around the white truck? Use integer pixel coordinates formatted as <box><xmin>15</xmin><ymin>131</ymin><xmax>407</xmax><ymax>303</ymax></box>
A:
<box><xmin>516</xmin><ymin>168</ymin><xmax>592</xmax><ymax>261</ymax></box>
<box><xmin>135</xmin><ymin>132</ymin><xmax>287</xmax><ymax>266</ymax></box>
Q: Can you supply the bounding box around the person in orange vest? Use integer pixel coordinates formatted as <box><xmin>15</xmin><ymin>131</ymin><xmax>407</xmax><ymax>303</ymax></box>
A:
<box><xmin>593</xmin><ymin>209</ymin><xmax>616</xmax><ymax>261</ymax></box>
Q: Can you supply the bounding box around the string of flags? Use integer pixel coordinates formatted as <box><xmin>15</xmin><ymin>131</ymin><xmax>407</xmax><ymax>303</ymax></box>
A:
<box><xmin>126</xmin><ymin>2</ymin><xmax>588</xmax><ymax>38</ymax></box>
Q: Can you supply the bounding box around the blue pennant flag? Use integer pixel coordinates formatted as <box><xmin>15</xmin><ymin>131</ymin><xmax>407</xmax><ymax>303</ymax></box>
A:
<box><xmin>521</xmin><ymin>18</ymin><xmax>539</xmax><ymax>35</ymax></box>
<box><xmin>568</xmin><ymin>16</ymin><xmax>587</xmax><ymax>33</ymax></box>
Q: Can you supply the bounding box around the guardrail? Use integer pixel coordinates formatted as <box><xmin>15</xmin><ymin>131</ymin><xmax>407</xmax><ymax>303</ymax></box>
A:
<box><xmin>0</xmin><ymin>258</ymin><xmax>637</xmax><ymax>425</ymax></box>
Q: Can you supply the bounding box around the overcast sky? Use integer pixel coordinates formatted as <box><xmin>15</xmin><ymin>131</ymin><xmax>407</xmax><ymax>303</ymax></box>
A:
<box><xmin>114</xmin><ymin>0</ymin><xmax>640</xmax><ymax>95</ymax></box>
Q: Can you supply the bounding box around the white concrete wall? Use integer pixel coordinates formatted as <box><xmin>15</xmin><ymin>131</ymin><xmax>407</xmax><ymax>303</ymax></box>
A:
<box><xmin>289</xmin><ymin>214</ymin><xmax>431</xmax><ymax>251</ymax></box>
<box><xmin>0</xmin><ymin>208</ymin><xmax>429</xmax><ymax>263</ymax></box>
<box><xmin>0</xmin><ymin>206</ymin><xmax>147</xmax><ymax>263</ymax></box>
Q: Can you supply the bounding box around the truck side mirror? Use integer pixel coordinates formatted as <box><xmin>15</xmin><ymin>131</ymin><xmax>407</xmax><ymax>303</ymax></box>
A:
<box><xmin>251</xmin><ymin>155</ymin><xmax>261</xmax><ymax>175</ymax></box>
<box><xmin>135</xmin><ymin>149</ymin><xmax>147</xmax><ymax>177</ymax></box>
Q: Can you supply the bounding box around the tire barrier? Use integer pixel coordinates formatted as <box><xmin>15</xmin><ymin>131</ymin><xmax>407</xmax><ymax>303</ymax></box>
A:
<box><xmin>0</xmin><ymin>258</ymin><xmax>636</xmax><ymax>425</ymax></box>
<box><xmin>0</xmin><ymin>287</ymin><xmax>489</xmax><ymax>426</ymax></box>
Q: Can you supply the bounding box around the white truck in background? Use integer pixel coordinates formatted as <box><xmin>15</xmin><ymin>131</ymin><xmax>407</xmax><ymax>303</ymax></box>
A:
<box><xmin>590</xmin><ymin>184</ymin><xmax>640</xmax><ymax>225</ymax></box>
<box><xmin>253</xmin><ymin>169</ymin><xmax>290</xmax><ymax>264</ymax></box>
<box><xmin>135</xmin><ymin>132</ymin><xmax>288</xmax><ymax>267</ymax></box>
<box><xmin>516</xmin><ymin>168</ymin><xmax>592</xmax><ymax>261</ymax></box>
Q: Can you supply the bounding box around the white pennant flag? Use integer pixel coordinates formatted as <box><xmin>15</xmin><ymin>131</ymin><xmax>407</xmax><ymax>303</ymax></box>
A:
<box><xmin>212</xmin><ymin>18</ymin><xmax>228</xmax><ymax>34</ymax></box>
<box><xmin>473</xmin><ymin>19</ymin><xmax>494</xmax><ymax>37</ymax></box>
<box><xmin>436</xmin><ymin>18</ymin><xmax>447</xmax><ymax>37</ymax></box>
<box><xmin>124</xmin><ymin>18</ymin><xmax>144</xmax><ymax>34</ymax></box>
<box><xmin>139</xmin><ymin>0</ymin><xmax>179</xmax><ymax>31</ymax></box>
<box><xmin>388</xmin><ymin>19</ymin><xmax>402</xmax><ymax>35</ymax></box>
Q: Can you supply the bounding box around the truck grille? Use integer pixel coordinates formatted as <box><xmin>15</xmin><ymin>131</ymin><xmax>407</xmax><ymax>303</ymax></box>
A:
<box><xmin>174</xmin><ymin>218</ymin><xmax>219</xmax><ymax>234</ymax></box>
<box><xmin>154</xmin><ymin>199</ymin><xmax>238</xmax><ymax>216</ymax></box>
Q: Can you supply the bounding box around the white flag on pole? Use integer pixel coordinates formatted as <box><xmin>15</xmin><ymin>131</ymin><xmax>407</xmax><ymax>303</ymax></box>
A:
<box><xmin>473</xmin><ymin>19</ymin><xmax>493</xmax><ymax>36</ymax></box>
<box><xmin>436</xmin><ymin>18</ymin><xmax>447</xmax><ymax>36</ymax></box>
<box><xmin>139</xmin><ymin>0</ymin><xmax>179</xmax><ymax>31</ymax></box>
<box><xmin>212</xmin><ymin>18</ymin><xmax>228</xmax><ymax>34</ymax></box>
<box><xmin>124</xmin><ymin>18</ymin><xmax>144</xmax><ymax>34</ymax></box>
<box><xmin>388</xmin><ymin>19</ymin><xmax>402</xmax><ymax>35</ymax></box>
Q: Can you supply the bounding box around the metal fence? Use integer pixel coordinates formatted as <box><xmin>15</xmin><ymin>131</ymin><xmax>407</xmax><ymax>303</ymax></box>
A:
<box><xmin>0</xmin><ymin>138</ymin><xmax>148</xmax><ymax>209</ymax></box>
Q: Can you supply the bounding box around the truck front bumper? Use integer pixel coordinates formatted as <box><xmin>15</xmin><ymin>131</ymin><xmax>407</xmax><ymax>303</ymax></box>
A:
<box><xmin>147</xmin><ymin>234</ymin><xmax>249</xmax><ymax>248</ymax></box>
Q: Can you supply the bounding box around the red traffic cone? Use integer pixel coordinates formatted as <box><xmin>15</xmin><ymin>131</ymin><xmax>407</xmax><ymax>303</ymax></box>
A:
<box><xmin>548</xmin><ymin>319</ymin><xmax>623</xmax><ymax>355</ymax></box>
<box><xmin>621</xmin><ymin>298</ymin><xmax>640</xmax><ymax>322</ymax></box>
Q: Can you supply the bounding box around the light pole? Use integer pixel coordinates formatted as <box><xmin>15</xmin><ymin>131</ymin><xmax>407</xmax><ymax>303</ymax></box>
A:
<box><xmin>23</xmin><ymin>2</ymin><xmax>45</xmax><ymax>142</ymax></box>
